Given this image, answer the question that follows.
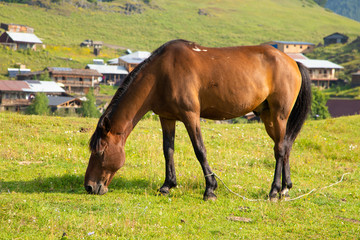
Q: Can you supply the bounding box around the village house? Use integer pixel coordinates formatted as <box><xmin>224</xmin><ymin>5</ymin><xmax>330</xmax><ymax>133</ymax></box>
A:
<box><xmin>0</xmin><ymin>23</ymin><xmax>43</xmax><ymax>50</ymax></box>
<box><xmin>16</xmin><ymin>67</ymin><xmax>102</xmax><ymax>95</ymax></box>
<box><xmin>351</xmin><ymin>70</ymin><xmax>360</xmax><ymax>87</ymax></box>
<box><xmin>262</xmin><ymin>41</ymin><xmax>315</xmax><ymax>54</ymax></box>
<box><xmin>296</xmin><ymin>57</ymin><xmax>344</xmax><ymax>88</ymax></box>
<box><xmin>272</xmin><ymin>47</ymin><xmax>344</xmax><ymax>89</ymax></box>
<box><xmin>108</xmin><ymin>51</ymin><xmax>151</xmax><ymax>72</ymax></box>
<box><xmin>80</xmin><ymin>39</ymin><xmax>103</xmax><ymax>56</ymax></box>
<box><xmin>323</xmin><ymin>32</ymin><xmax>349</xmax><ymax>46</ymax></box>
<box><xmin>47</xmin><ymin>96</ymin><xmax>82</xmax><ymax>113</ymax></box>
<box><xmin>86</xmin><ymin>59</ymin><xmax>128</xmax><ymax>86</ymax></box>
<box><xmin>0</xmin><ymin>80</ymin><xmax>66</xmax><ymax>112</ymax></box>
<box><xmin>8</xmin><ymin>67</ymin><xmax>31</xmax><ymax>78</ymax></box>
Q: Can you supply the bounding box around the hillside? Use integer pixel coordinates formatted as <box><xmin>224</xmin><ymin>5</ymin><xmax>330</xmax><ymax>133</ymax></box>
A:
<box><xmin>0</xmin><ymin>0</ymin><xmax>360</xmax><ymax>77</ymax></box>
<box><xmin>1</xmin><ymin>0</ymin><xmax>360</xmax><ymax>48</ymax></box>
<box><xmin>306</xmin><ymin>37</ymin><xmax>360</xmax><ymax>81</ymax></box>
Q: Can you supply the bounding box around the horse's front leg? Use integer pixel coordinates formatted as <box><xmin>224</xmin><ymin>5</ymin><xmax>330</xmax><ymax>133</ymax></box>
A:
<box><xmin>182</xmin><ymin>113</ymin><xmax>218</xmax><ymax>201</ymax></box>
<box><xmin>158</xmin><ymin>117</ymin><xmax>177</xmax><ymax>195</ymax></box>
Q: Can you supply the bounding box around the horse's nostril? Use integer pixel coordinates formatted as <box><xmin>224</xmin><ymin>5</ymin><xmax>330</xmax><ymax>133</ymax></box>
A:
<box><xmin>85</xmin><ymin>185</ymin><xmax>93</xmax><ymax>193</ymax></box>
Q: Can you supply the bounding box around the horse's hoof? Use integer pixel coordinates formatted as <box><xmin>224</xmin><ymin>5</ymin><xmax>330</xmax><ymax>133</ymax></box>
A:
<box><xmin>203</xmin><ymin>192</ymin><xmax>217</xmax><ymax>201</ymax></box>
<box><xmin>269</xmin><ymin>191</ymin><xmax>279</xmax><ymax>202</ymax></box>
<box><xmin>280</xmin><ymin>188</ymin><xmax>290</xmax><ymax>201</ymax></box>
<box><xmin>158</xmin><ymin>187</ymin><xmax>170</xmax><ymax>196</ymax></box>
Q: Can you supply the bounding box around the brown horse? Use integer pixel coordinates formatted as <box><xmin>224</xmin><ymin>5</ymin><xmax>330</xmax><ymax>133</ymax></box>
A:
<box><xmin>84</xmin><ymin>39</ymin><xmax>311</xmax><ymax>201</ymax></box>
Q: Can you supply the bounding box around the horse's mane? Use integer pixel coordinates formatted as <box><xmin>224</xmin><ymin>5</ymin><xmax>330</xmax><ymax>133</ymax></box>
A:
<box><xmin>89</xmin><ymin>39</ymin><xmax>191</xmax><ymax>152</ymax></box>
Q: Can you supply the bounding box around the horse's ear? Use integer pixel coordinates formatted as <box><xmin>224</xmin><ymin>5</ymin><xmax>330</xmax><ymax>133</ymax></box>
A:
<box><xmin>101</xmin><ymin>116</ymin><xmax>111</xmax><ymax>134</ymax></box>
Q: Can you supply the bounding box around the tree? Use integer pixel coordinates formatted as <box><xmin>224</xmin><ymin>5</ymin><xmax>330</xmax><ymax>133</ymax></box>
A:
<box><xmin>80</xmin><ymin>89</ymin><xmax>100</xmax><ymax>118</ymax></box>
<box><xmin>26</xmin><ymin>93</ymin><xmax>49</xmax><ymax>115</ymax></box>
<box><xmin>310</xmin><ymin>87</ymin><xmax>331</xmax><ymax>120</ymax></box>
<box><xmin>38</xmin><ymin>70</ymin><xmax>52</xmax><ymax>81</ymax></box>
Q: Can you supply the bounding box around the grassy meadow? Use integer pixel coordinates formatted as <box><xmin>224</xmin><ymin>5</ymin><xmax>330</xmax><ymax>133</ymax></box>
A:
<box><xmin>0</xmin><ymin>112</ymin><xmax>359</xmax><ymax>239</ymax></box>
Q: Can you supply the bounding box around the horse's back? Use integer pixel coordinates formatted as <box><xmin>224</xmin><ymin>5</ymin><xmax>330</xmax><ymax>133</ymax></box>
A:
<box><xmin>152</xmin><ymin>40</ymin><xmax>302</xmax><ymax>120</ymax></box>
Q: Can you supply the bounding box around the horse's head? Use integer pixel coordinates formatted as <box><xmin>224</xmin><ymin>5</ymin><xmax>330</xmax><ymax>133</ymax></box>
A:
<box><xmin>84</xmin><ymin>117</ymin><xmax>125</xmax><ymax>195</ymax></box>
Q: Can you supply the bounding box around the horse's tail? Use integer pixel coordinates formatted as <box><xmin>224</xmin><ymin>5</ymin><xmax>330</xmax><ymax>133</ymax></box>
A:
<box><xmin>285</xmin><ymin>62</ymin><xmax>312</xmax><ymax>142</ymax></box>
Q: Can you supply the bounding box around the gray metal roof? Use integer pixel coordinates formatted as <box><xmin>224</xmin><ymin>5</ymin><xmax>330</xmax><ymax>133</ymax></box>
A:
<box><xmin>266</xmin><ymin>41</ymin><xmax>315</xmax><ymax>45</ymax></box>
<box><xmin>24</xmin><ymin>80</ymin><xmax>65</xmax><ymax>93</ymax></box>
<box><xmin>296</xmin><ymin>59</ymin><xmax>343</xmax><ymax>69</ymax></box>
<box><xmin>6</xmin><ymin>32</ymin><xmax>42</xmax><ymax>44</ymax></box>
<box><xmin>86</xmin><ymin>64</ymin><xmax>128</xmax><ymax>75</ymax></box>
<box><xmin>7</xmin><ymin>68</ymin><xmax>31</xmax><ymax>78</ymax></box>
<box><xmin>47</xmin><ymin>96</ymin><xmax>78</xmax><ymax>106</ymax></box>
<box><xmin>108</xmin><ymin>51</ymin><xmax>151</xmax><ymax>65</ymax></box>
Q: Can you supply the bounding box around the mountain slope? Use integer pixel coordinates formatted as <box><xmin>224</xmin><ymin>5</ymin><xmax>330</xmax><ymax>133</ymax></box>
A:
<box><xmin>325</xmin><ymin>0</ymin><xmax>360</xmax><ymax>22</ymax></box>
<box><xmin>0</xmin><ymin>0</ymin><xmax>360</xmax><ymax>51</ymax></box>
<box><xmin>0</xmin><ymin>0</ymin><xmax>360</xmax><ymax>77</ymax></box>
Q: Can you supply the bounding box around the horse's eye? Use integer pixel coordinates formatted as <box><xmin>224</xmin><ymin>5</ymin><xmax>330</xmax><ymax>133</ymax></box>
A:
<box><xmin>96</xmin><ymin>151</ymin><xmax>104</xmax><ymax>158</ymax></box>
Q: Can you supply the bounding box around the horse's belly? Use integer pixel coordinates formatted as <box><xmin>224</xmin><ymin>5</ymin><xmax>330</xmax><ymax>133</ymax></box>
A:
<box><xmin>200</xmin><ymin>104</ymin><xmax>251</xmax><ymax>120</ymax></box>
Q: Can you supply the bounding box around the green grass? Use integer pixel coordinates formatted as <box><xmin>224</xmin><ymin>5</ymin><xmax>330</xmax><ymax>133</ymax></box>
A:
<box><xmin>0</xmin><ymin>112</ymin><xmax>359</xmax><ymax>239</ymax></box>
<box><xmin>99</xmin><ymin>85</ymin><xmax>118</xmax><ymax>96</ymax></box>
<box><xmin>323</xmin><ymin>86</ymin><xmax>360</xmax><ymax>99</ymax></box>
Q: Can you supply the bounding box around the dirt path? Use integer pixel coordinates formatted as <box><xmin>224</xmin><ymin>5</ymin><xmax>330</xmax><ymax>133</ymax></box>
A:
<box><xmin>102</xmin><ymin>43</ymin><xmax>128</xmax><ymax>50</ymax></box>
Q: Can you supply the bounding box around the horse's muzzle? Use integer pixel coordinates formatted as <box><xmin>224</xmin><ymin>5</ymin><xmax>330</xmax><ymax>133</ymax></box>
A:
<box><xmin>85</xmin><ymin>183</ymin><xmax>108</xmax><ymax>195</ymax></box>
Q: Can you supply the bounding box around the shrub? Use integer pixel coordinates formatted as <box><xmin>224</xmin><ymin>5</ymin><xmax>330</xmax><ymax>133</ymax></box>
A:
<box><xmin>310</xmin><ymin>87</ymin><xmax>331</xmax><ymax>120</ymax></box>
<box><xmin>80</xmin><ymin>89</ymin><xmax>100</xmax><ymax>118</ymax></box>
<box><xmin>26</xmin><ymin>93</ymin><xmax>49</xmax><ymax>115</ymax></box>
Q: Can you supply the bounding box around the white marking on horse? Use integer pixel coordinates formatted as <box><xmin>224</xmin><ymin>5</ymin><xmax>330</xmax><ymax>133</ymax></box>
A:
<box><xmin>192</xmin><ymin>46</ymin><xmax>208</xmax><ymax>52</ymax></box>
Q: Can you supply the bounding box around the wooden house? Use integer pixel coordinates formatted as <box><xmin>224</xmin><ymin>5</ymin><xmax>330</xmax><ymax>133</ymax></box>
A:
<box><xmin>351</xmin><ymin>70</ymin><xmax>360</xmax><ymax>87</ymax></box>
<box><xmin>8</xmin><ymin>68</ymin><xmax>31</xmax><ymax>78</ymax></box>
<box><xmin>323</xmin><ymin>33</ymin><xmax>349</xmax><ymax>46</ymax></box>
<box><xmin>0</xmin><ymin>31</ymin><xmax>43</xmax><ymax>50</ymax></box>
<box><xmin>0</xmin><ymin>80</ymin><xmax>65</xmax><ymax>112</ymax></box>
<box><xmin>16</xmin><ymin>67</ymin><xmax>102</xmax><ymax>95</ymax></box>
<box><xmin>47</xmin><ymin>96</ymin><xmax>82</xmax><ymax>113</ymax></box>
<box><xmin>286</xmin><ymin>54</ymin><xmax>344</xmax><ymax>88</ymax></box>
<box><xmin>86</xmin><ymin>62</ymin><xmax>128</xmax><ymax>86</ymax></box>
<box><xmin>296</xmin><ymin>59</ymin><xmax>344</xmax><ymax>88</ymax></box>
<box><xmin>108</xmin><ymin>51</ymin><xmax>151</xmax><ymax>72</ymax></box>
<box><xmin>0</xmin><ymin>23</ymin><xmax>42</xmax><ymax>50</ymax></box>
<box><xmin>262</xmin><ymin>41</ymin><xmax>315</xmax><ymax>54</ymax></box>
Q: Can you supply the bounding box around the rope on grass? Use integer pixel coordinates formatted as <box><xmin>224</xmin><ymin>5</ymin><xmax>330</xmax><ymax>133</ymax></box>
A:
<box><xmin>285</xmin><ymin>172</ymin><xmax>351</xmax><ymax>201</ymax></box>
<box><xmin>208</xmin><ymin>172</ymin><xmax>351</xmax><ymax>202</ymax></box>
<box><xmin>207</xmin><ymin>172</ymin><xmax>266</xmax><ymax>202</ymax></box>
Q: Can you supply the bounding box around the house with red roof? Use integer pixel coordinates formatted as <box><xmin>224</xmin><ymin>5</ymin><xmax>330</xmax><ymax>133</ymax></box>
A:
<box><xmin>0</xmin><ymin>80</ymin><xmax>66</xmax><ymax>112</ymax></box>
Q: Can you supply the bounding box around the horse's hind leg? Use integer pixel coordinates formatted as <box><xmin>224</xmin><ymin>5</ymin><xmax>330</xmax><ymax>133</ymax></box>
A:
<box><xmin>260</xmin><ymin>110</ymin><xmax>292</xmax><ymax>201</ymax></box>
<box><xmin>280</xmin><ymin>138</ymin><xmax>293</xmax><ymax>200</ymax></box>
<box><xmin>159</xmin><ymin>117</ymin><xmax>177</xmax><ymax>195</ymax></box>
<box><xmin>182</xmin><ymin>112</ymin><xmax>218</xmax><ymax>201</ymax></box>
